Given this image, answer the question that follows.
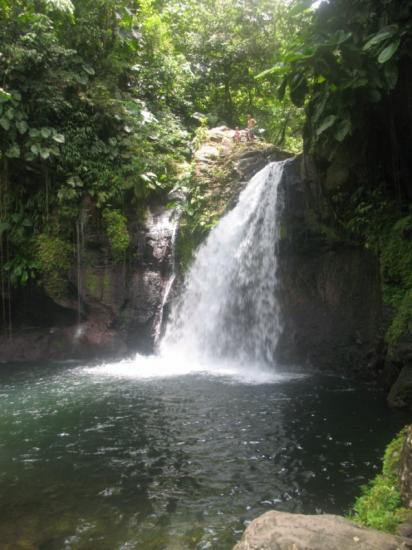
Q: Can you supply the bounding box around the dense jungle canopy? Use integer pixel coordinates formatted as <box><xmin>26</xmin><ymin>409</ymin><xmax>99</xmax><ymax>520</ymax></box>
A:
<box><xmin>0</xmin><ymin>0</ymin><xmax>411</xmax><ymax>346</ymax></box>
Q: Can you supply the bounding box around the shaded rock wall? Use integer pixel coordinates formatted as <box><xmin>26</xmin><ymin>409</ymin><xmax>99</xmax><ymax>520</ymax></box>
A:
<box><xmin>0</xmin><ymin>200</ymin><xmax>178</xmax><ymax>362</ymax></box>
<box><xmin>276</xmin><ymin>156</ymin><xmax>382</xmax><ymax>372</ymax></box>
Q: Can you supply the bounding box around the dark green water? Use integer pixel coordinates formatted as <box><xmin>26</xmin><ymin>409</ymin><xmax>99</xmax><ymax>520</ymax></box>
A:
<box><xmin>0</xmin><ymin>361</ymin><xmax>407</xmax><ymax>549</ymax></box>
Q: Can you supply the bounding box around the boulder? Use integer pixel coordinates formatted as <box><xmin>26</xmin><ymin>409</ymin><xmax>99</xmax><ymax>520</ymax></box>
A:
<box><xmin>233</xmin><ymin>511</ymin><xmax>412</xmax><ymax>550</ymax></box>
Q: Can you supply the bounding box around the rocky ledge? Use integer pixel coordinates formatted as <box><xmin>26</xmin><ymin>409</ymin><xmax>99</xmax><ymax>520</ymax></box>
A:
<box><xmin>233</xmin><ymin>511</ymin><xmax>412</xmax><ymax>550</ymax></box>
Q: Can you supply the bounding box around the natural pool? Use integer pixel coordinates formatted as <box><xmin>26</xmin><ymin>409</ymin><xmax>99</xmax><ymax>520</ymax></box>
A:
<box><xmin>0</xmin><ymin>360</ymin><xmax>407</xmax><ymax>549</ymax></box>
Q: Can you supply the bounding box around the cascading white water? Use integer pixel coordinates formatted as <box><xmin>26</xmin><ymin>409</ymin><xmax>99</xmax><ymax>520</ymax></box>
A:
<box><xmin>88</xmin><ymin>160</ymin><xmax>291</xmax><ymax>383</ymax></box>
<box><xmin>161</xmin><ymin>160</ymin><xmax>285</xmax><ymax>367</ymax></box>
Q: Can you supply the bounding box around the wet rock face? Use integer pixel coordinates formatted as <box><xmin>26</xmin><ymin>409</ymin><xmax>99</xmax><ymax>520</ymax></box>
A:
<box><xmin>0</xmin><ymin>201</ymin><xmax>178</xmax><ymax>362</ymax></box>
<box><xmin>275</xmin><ymin>156</ymin><xmax>382</xmax><ymax>372</ymax></box>
<box><xmin>233</xmin><ymin>511</ymin><xmax>412</xmax><ymax>550</ymax></box>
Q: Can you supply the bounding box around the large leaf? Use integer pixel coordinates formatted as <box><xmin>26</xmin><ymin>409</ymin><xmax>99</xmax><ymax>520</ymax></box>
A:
<box><xmin>82</xmin><ymin>64</ymin><xmax>95</xmax><ymax>76</ymax></box>
<box><xmin>52</xmin><ymin>133</ymin><xmax>65</xmax><ymax>143</ymax></box>
<box><xmin>363</xmin><ymin>25</ymin><xmax>398</xmax><ymax>51</ymax></box>
<box><xmin>256</xmin><ymin>64</ymin><xmax>287</xmax><ymax>80</ymax></box>
<box><xmin>0</xmin><ymin>88</ymin><xmax>12</xmax><ymax>103</ymax></box>
<box><xmin>378</xmin><ymin>40</ymin><xmax>401</xmax><ymax>64</ymax></box>
<box><xmin>316</xmin><ymin>114</ymin><xmax>337</xmax><ymax>136</ymax></box>
<box><xmin>334</xmin><ymin>119</ymin><xmax>351</xmax><ymax>142</ymax></box>
<box><xmin>16</xmin><ymin>121</ymin><xmax>28</xmax><ymax>134</ymax></box>
<box><xmin>0</xmin><ymin>117</ymin><xmax>10</xmax><ymax>131</ymax></box>
<box><xmin>5</xmin><ymin>144</ymin><xmax>20</xmax><ymax>158</ymax></box>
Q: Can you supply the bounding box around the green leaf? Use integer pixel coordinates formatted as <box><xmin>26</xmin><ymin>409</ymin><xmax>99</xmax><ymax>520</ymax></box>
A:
<box><xmin>31</xmin><ymin>144</ymin><xmax>39</xmax><ymax>155</ymax></box>
<box><xmin>75</xmin><ymin>74</ymin><xmax>88</xmax><ymax>85</ymax></box>
<box><xmin>0</xmin><ymin>117</ymin><xmax>10</xmax><ymax>130</ymax></box>
<box><xmin>52</xmin><ymin>133</ymin><xmax>65</xmax><ymax>143</ymax></box>
<box><xmin>384</xmin><ymin>65</ymin><xmax>399</xmax><ymax>90</ymax></box>
<box><xmin>378</xmin><ymin>40</ymin><xmax>401</xmax><ymax>64</ymax></box>
<box><xmin>316</xmin><ymin>114</ymin><xmax>337</xmax><ymax>136</ymax></box>
<box><xmin>29</xmin><ymin>128</ymin><xmax>39</xmax><ymax>138</ymax></box>
<box><xmin>11</xmin><ymin>90</ymin><xmax>22</xmax><ymax>101</ymax></box>
<box><xmin>44</xmin><ymin>0</ymin><xmax>74</xmax><ymax>14</ymax></box>
<box><xmin>6</xmin><ymin>144</ymin><xmax>20</xmax><ymax>158</ymax></box>
<box><xmin>256</xmin><ymin>64</ymin><xmax>287</xmax><ymax>80</ymax></box>
<box><xmin>41</xmin><ymin>128</ymin><xmax>51</xmax><ymax>138</ymax></box>
<box><xmin>0</xmin><ymin>88</ymin><xmax>12</xmax><ymax>103</ymax></box>
<box><xmin>82</xmin><ymin>64</ymin><xmax>95</xmax><ymax>75</ymax></box>
<box><xmin>363</xmin><ymin>26</ymin><xmax>398</xmax><ymax>51</ymax></box>
<box><xmin>40</xmin><ymin>148</ymin><xmax>50</xmax><ymax>159</ymax></box>
<box><xmin>16</xmin><ymin>120</ymin><xmax>28</xmax><ymax>134</ymax></box>
<box><xmin>334</xmin><ymin>119</ymin><xmax>351</xmax><ymax>142</ymax></box>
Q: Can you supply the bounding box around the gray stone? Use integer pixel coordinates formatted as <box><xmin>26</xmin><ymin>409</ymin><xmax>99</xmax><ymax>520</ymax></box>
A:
<box><xmin>233</xmin><ymin>511</ymin><xmax>412</xmax><ymax>550</ymax></box>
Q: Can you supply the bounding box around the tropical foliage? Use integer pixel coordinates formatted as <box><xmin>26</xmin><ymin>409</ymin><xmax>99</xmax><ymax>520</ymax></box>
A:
<box><xmin>0</xmin><ymin>0</ymin><xmax>411</xmax><ymax>348</ymax></box>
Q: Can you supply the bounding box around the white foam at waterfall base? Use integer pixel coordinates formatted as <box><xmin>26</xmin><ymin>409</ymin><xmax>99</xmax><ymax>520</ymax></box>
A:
<box><xmin>86</xmin><ymin>161</ymin><xmax>300</xmax><ymax>385</ymax></box>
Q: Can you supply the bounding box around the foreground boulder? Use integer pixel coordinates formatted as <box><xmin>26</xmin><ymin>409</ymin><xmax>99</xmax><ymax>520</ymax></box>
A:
<box><xmin>233</xmin><ymin>511</ymin><xmax>412</xmax><ymax>550</ymax></box>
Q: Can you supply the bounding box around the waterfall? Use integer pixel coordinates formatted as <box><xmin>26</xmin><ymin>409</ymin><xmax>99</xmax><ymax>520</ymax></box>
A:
<box><xmin>90</xmin><ymin>160</ymin><xmax>288</xmax><ymax>383</ymax></box>
<box><xmin>161</xmin><ymin>160</ymin><xmax>285</xmax><ymax>367</ymax></box>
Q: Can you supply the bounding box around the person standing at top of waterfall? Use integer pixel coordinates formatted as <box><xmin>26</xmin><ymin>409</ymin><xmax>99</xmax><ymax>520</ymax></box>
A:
<box><xmin>247</xmin><ymin>114</ymin><xmax>256</xmax><ymax>141</ymax></box>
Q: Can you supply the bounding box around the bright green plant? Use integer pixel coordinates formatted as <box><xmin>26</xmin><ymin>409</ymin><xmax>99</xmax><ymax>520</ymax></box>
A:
<box><xmin>102</xmin><ymin>209</ymin><xmax>130</xmax><ymax>260</ymax></box>
<box><xmin>258</xmin><ymin>0</ymin><xmax>412</xmax><ymax>157</ymax></box>
<box><xmin>350</xmin><ymin>429</ymin><xmax>407</xmax><ymax>533</ymax></box>
<box><xmin>35</xmin><ymin>233</ymin><xmax>72</xmax><ymax>298</ymax></box>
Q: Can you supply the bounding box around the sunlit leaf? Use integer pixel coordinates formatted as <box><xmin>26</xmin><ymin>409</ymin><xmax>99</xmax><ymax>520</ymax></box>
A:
<box><xmin>52</xmin><ymin>133</ymin><xmax>65</xmax><ymax>143</ymax></box>
<box><xmin>44</xmin><ymin>0</ymin><xmax>74</xmax><ymax>14</ymax></box>
<box><xmin>0</xmin><ymin>88</ymin><xmax>12</xmax><ymax>103</ymax></box>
